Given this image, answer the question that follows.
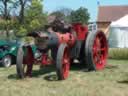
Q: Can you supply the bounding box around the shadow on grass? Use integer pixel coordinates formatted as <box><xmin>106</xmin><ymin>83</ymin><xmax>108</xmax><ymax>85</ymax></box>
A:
<box><xmin>44</xmin><ymin>74</ymin><xmax>58</xmax><ymax>81</ymax></box>
<box><xmin>8</xmin><ymin>63</ymin><xmax>95</xmax><ymax>81</ymax></box>
<box><xmin>8</xmin><ymin>74</ymin><xmax>19</xmax><ymax>80</ymax></box>
<box><xmin>117</xmin><ymin>72</ymin><xmax>128</xmax><ymax>84</ymax></box>
<box><xmin>8</xmin><ymin>65</ymin><xmax>55</xmax><ymax>80</ymax></box>
<box><xmin>32</xmin><ymin>65</ymin><xmax>55</xmax><ymax>77</ymax></box>
<box><xmin>117</xmin><ymin>80</ymin><xmax>128</xmax><ymax>84</ymax></box>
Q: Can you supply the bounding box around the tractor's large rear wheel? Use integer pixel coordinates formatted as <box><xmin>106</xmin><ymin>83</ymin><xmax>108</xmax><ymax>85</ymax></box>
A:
<box><xmin>85</xmin><ymin>31</ymin><xmax>108</xmax><ymax>71</ymax></box>
<box><xmin>16</xmin><ymin>46</ymin><xmax>34</xmax><ymax>79</ymax></box>
<box><xmin>56</xmin><ymin>44</ymin><xmax>70</xmax><ymax>80</ymax></box>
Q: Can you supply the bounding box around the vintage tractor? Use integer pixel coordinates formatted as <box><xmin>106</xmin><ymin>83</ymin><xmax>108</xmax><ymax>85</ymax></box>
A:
<box><xmin>16</xmin><ymin>22</ymin><xmax>108</xmax><ymax>80</ymax></box>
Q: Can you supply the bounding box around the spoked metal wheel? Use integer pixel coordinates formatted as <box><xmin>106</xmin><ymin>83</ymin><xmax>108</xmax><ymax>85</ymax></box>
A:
<box><xmin>85</xmin><ymin>31</ymin><xmax>108</xmax><ymax>71</ymax></box>
<box><xmin>56</xmin><ymin>44</ymin><xmax>70</xmax><ymax>80</ymax></box>
<box><xmin>16</xmin><ymin>46</ymin><xmax>34</xmax><ymax>79</ymax></box>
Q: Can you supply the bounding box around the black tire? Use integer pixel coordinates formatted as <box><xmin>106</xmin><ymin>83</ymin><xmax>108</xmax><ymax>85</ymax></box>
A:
<box><xmin>85</xmin><ymin>31</ymin><xmax>108</xmax><ymax>71</ymax></box>
<box><xmin>16</xmin><ymin>47</ymin><xmax>25</xmax><ymax>79</ymax></box>
<box><xmin>56</xmin><ymin>43</ymin><xmax>70</xmax><ymax>80</ymax></box>
<box><xmin>2</xmin><ymin>55</ymin><xmax>12</xmax><ymax>68</ymax></box>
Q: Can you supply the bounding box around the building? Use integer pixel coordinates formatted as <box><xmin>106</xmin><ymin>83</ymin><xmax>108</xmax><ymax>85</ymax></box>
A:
<box><xmin>97</xmin><ymin>5</ymin><xmax>128</xmax><ymax>36</ymax></box>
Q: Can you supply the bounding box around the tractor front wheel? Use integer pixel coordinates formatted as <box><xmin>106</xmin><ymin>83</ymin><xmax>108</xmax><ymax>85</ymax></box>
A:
<box><xmin>56</xmin><ymin>44</ymin><xmax>70</xmax><ymax>80</ymax></box>
<box><xmin>16</xmin><ymin>46</ymin><xmax>34</xmax><ymax>79</ymax></box>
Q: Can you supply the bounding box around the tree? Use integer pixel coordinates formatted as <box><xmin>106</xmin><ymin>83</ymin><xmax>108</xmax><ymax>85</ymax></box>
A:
<box><xmin>13</xmin><ymin>0</ymin><xmax>31</xmax><ymax>24</ymax></box>
<box><xmin>0</xmin><ymin>0</ymin><xmax>13</xmax><ymax>19</ymax></box>
<box><xmin>19</xmin><ymin>0</ymin><xmax>31</xmax><ymax>24</ymax></box>
<box><xmin>15</xmin><ymin>0</ymin><xmax>47</xmax><ymax>36</ymax></box>
<box><xmin>57</xmin><ymin>7</ymin><xmax>72</xmax><ymax>17</ymax></box>
<box><xmin>0</xmin><ymin>0</ymin><xmax>15</xmax><ymax>38</ymax></box>
<box><xmin>70</xmin><ymin>7</ymin><xmax>90</xmax><ymax>24</ymax></box>
<box><xmin>50</xmin><ymin>7</ymin><xmax>72</xmax><ymax>23</ymax></box>
<box><xmin>0</xmin><ymin>0</ymin><xmax>47</xmax><ymax>37</ymax></box>
<box><xmin>50</xmin><ymin>11</ymin><xmax>65</xmax><ymax>20</ymax></box>
<box><xmin>26</xmin><ymin>0</ymin><xmax>47</xmax><ymax>32</ymax></box>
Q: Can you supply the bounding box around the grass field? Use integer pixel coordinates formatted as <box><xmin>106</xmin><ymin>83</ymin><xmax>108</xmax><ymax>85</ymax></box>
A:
<box><xmin>0</xmin><ymin>59</ymin><xmax>128</xmax><ymax>96</ymax></box>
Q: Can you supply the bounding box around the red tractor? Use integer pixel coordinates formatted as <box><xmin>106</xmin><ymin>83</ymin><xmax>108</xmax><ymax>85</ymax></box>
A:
<box><xmin>16</xmin><ymin>22</ymin><xmax>108</xmax><ymax>80</ymax></box>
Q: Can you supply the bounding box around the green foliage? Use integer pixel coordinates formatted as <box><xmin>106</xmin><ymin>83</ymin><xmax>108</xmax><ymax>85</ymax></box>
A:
<box><xmin>0</xmin><ymin>0</ymin><xmax>48</xmax><ymax>38</ymax></box>
<box><xmin>109</xmin><ymin>48</ymin><xmax>128</xmax><ymax>59</ymax></box>
<box><xmin>26</xmin><ymin>0</ymin><xmax>43</xmax><ymax>20</ymax></box>
<box><xmin>15</xmin><ymin>0</ymin><xmax>47</xmax><ymax>36</ymax></box>
<box><xmin>0</xmin><ymin>19</ymin><xmax>14</xmax><ymax>30</ymax></box>
<box><xmin>70</xmin><ymin>7</ymin><xmax>90</xmax><ymax>24</ymax></box>
<box><xmin>30</xmin><ymin>19</ymin><xmax>41</xmax><ymax>30</ymax></box>
<box><xmin>0</xmin><ymin>19</ymin><xmax>16</xmax><ymax>39</ymax></box>
<box><xmin>50</xmin><ymin>7</ymin><xmax>90</xmax><ymax>24</ymax></box>
<box><xmin>16</xmin><ymin>26</ymin><xmax>27</xmax><ymax>37</ymax></box>
<box><xmin>25</xmin><ymin>0</ymin><xmax>47</xmax><ymax>32</ymax></box>
<box><xmin>0</xmin><ymin>20</ymin><xmax>6</xmax><ymax>29</ymax></box>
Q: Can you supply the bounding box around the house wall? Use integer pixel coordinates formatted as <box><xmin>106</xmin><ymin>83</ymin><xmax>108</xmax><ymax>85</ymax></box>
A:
<box><xmin>97</xmin><ymin>22</ymin><xmax>110</xmax><ymax>31</ymax></box>
<box><xmin>97</xmin><ymin>22</ymin><xmax>111</xmax><ymax>37</ymax></box>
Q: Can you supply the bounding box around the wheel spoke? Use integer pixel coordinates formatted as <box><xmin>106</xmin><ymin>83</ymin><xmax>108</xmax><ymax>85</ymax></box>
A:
<box><xmin>100</xmin><ymin>46</ymin><xmax>107</xmax><ymax>51</ymax></box>
<box><xmin>96</xmin><ymin>37</ymin><xmax>101</xmax><ymax>48</ymax></box>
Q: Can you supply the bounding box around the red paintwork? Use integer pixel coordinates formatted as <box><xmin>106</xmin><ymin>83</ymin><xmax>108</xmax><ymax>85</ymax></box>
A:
<box><xmin>41</xmin><ymin>54</ymin><xmax>48</xmax><ymax>65</ymax></box>
<box><xmin>35</xmin><ymin>23</ymin><xmax>88</xmax><ymax>49</ymax></box>
<box><xmin>56</xmin><ymin>33</ymin><xmax>76</xmax><ymax>47</ymax></box>
<box><xmin>55</xmin><ymin>23</ymin><xmax>88</xmax><ymax>47</ymax></box>
<box><xmin>92</xmin><ymin>31</ymin><xmax>108</xmax><ymax>70</ymax></box>
<box><xmin>72</xmin><ymin>23</ymin><xmax>88</xmax><ymax>40</ymax></box>
<box><xmin>41</xmin><ymin>54</ymin><xmax>52</xmax><ymax>65</ymax></box>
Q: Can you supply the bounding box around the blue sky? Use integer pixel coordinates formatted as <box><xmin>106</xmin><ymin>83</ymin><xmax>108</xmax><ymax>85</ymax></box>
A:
<box><xmin>43</xmin><ymin>0</ymin><xmax>128</xmax><ymax>21</ymax></box>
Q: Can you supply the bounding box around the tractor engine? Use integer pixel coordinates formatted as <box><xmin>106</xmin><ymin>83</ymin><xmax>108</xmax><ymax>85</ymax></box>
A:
<box><xmin>28</xmin><ymin>23</ymin><xmax>88</xmax><ymax>51</ymax></box>
<box><xmin>28</xmin><ymin>31</ymin><xmax>76</xmax><ymax>51</ymax></box>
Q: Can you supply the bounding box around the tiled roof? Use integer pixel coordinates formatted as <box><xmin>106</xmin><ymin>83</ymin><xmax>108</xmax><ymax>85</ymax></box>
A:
<box><xmin>97</xmin><ymin>5</ymin><xmax>128</xmax><ymax>22</ymax></box>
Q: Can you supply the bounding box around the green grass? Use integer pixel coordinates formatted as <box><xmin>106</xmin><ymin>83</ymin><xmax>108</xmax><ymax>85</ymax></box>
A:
<box><xmin>1</xmin><ymin>59</ymin><xmax>128</xmax><ymax>96</ymax></box>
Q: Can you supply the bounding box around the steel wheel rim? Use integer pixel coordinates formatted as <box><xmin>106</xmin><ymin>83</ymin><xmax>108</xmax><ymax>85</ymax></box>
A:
<box><xmin>62</xmin><ymin>47</ymin><xmax>70</xmax><ymax>79</ymax></box>
<box><xmin>92</xmin><ymin>31</ymin><xmax>108</xmax><ymax>70</ymax></box>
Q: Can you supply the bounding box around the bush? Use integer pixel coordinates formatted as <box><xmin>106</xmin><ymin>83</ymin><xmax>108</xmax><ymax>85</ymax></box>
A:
<box><xmin>109</xmin><ymin>48</ymin><xmax>128</xmax><ymax>59</ymax></box>
<box><xmin>21</xmin><ymin>37</ymin><xmax>35</xmax><ymax>45</ymax></box>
